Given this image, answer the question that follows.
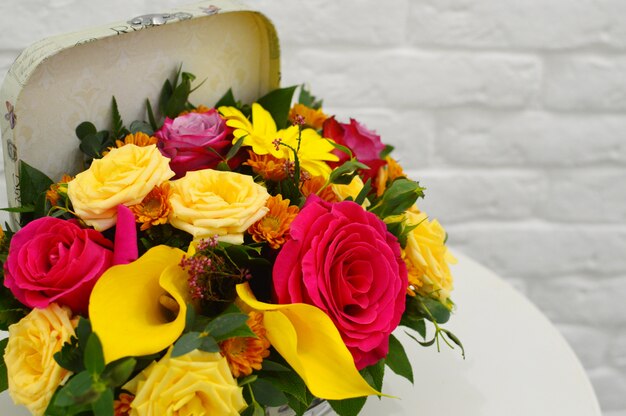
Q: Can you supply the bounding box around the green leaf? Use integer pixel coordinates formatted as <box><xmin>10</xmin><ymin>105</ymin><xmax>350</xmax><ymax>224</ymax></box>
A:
<box><xmin>0</xmin><ymin>295</ymin><xmax>28</xmax><ymax>330</ymax></box>
<box><xmin>54</xmin><ymin>336</ymin><xmax>83</xmax><ymax>373</ymax></box>
<box><xmin>405</xmin><ymin>331</ymin><xmax>436</xmax><ymax>347</ymax></box>
<box><xmin>328</xmin><ymin>159</ymin><xmax>369</xmax><ymax>185</ymax></box>
<box><xmin>146</xmin><ymin>99</ymin><xmax>158</xmax><ymax>131</ymax></box>
<box><xmin>91</xmin><ymin>388</ymin><xmax>113</xmax><ymax>416</ymax></box>
<box><xmin>18</xmin><ymin>160</ymin><xmax>53</xmax><ymax>208</ymax></box>
<box><xmin>171</xmin><ymin>331</ymin><xmax>203</xmax><ymax>357</ymax></box>
<box><xmin>214</xmin><ymin>88</ymin><xmax>237</xmax><ymax>108</ymax></box>
<box><xmin>110</xmin><ymin>97</ymin><xmax>126</xmax><ymax>139</ymax></box>
<box><xmin>329</xmin><ymin>360</ymin><xmax>383</xmax><ymax>416</ymax></box>
<box><xmin>251</xmin><ymin>378</ymin><xmax>289</xmax><ymax>407</ymax></box>
<box><xmin>354</xmin><ymin>178</ymin><xmax>372</xmax><ymax>206</ymax></box>
<box><xmin>76</xmin><ymin>318</ymin><xmax>92</xmax><ymax>346</ymax></box>
<box><xmin>129</xmin><ymin>120</ymin><xmax>153</xmax><ymax>136</ymax></box>
<box><xmin>84</xmin><ymin>333</ymin><xmax>105</xmax><ymax>375</ymax></box>
<box><xmin>421</xmin><ymin>296</ymin><xmax>451</xmax><ymax>324</ymax></box>
<box><xmin>241</xmin><ymin>402</ymin><xmax>265</xmax><ymax>416</ymax></box>
<box><xmin>400</xmin><ymin>314</ymin><xmax>427</xmax><ymax>339</ymax></box>
<box><xmin>222</xmin><ymin>243</ymin><xmax>270</xmax><ymax>270</ymax></box>
<box><xmin>298</xmin><ymin>84</ymin><xmax>323</xmax><ymax>109</ymax></box>
<box><xmin>206</xmin><ymin>313</ymin><xmax>253</xmax><ymax>342</ymax></box>
<box><xmin>260</xmin><ymin>360</ymin><xmax>291</xmax><ymax>372</ymax></box>
<box><xmin>216</xmin><ymin>161</ymin><xmax>231</xmax><ymax>171</ymax></box>
<box><xmin>75</xmin><ymin>121</ymin><xmax>97</xmax><ymax>140</ymax></box>
<box><xmin>361</xmin><ymin>359</ymin><xmax>385</xmax><ymax>393</ymax></box>
<box><xmin>262</xmin><ymin>371</ymin><xmax>308</xmax><ymax>405</ymax></box>
<box><xmin>165</xmin><ymin>73</ymin><xmax>192</xmax><ymax>118</ymax></box>
<box><xmin>0</xmin><ymin>205</ymin><xmax>34</xmax><ymax>213</ymax></box>
<box><xmin>380</xmin><ymin>144</ymin><xmax>394</xmax><ymax>159</ymax></box>
<box><xmin>328</xmin><ymin>141</ymin><xmax>353</xmax><ymax>159</ymax></box>
<box><xmin>383</xmin><ymin>215</ymin><xmax>417</xmax><ymax>249</ymax></box>
<box><xmin>159</xmin><ymin>79</ymin><xmax>174</xmax><ymax>117</ymax></box>
<box><xmin>101</xmin><ymin>358</ymin><xmax>136</xmax><ymax>387</ymax></box>
<box><xmin>54</xmin><ymin>371</ymin><xmax>94</xmax><ymax>407</ymax></box>
<box><xmin>238</xmin><ymin>375</ymin><xmax>258</xmax><ymax>386</ymax></box>
<box><xmin>78</xmin><ymin>133</ymin><xmax>105</xmax><ymax>159</ymax></box>
<box><xmin>329</xmin><ymin>396</ymin><xmax>367</xmax><ymax>416</ymax></box>
<box><xmin>256</xmin><ymin>86</ymin><xmax>298</xmax><ymax>129</ymax></box>
<box><xmin>184</xmin><ymin>303</ymin><xmax>197</xmax><ymax>331</ymax></box>
<box><xmin>0</xmin><ymin>338</ymin><xmax>8</xmax><ymax>392</ymax></box>
<box><xmin>386</xmin><ymin>335</ymin><xmax>413</xmax><ymax>383</ymax></box>
<box><xmin>370</xmin><ymin>178</ymin><xmax>425</xmax><ymax>218</ymax></box>
<box><xmin>199</xmin><ymin>335</ymin><xmax>220</xmax><ymax>353</ymax></box>
<box><xmin>286</xmin><ymin>393</ymin><xmax>314</xmax><ymax>416</ymax></box>
<box><xmin>226</xmin><ymin>136</ymin><xmax>245</xmax><ymax>161</ymax></box>
<box><xmin>404</xmin><ymin>294</ymin><xmax>450</xmax><ymax>324</ymax></box>
<box><xmin>442</xmin><ymin>329</ymin><xmax>465</xmax><ymax>359</ymax></box>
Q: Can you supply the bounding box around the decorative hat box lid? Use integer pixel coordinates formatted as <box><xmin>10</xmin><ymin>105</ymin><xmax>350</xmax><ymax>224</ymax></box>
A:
<box><xmin>0</xmin><ymin>0</ymin><xmax>280</xmax><ymax>226</ymax></box>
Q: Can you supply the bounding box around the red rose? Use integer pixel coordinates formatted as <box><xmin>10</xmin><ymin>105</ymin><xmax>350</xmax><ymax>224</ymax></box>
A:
<box><xmin>3</xmin><ymin>217</ymin><xmax>114</xmax><ymax>314</ymax></box>
<box><xmin>323</xmin><ymin>117</ymin><xmax>387</xmax><ymax>180</ymax></box>
<box><xmin>156</xmin><ymin>109</ymin><xmax>231</xmax><ymax>178</ymax></box>
<box><xmin>272</xmin><ymin>197</ymin><xmax>407</xmax><ymax>369</ymax></box>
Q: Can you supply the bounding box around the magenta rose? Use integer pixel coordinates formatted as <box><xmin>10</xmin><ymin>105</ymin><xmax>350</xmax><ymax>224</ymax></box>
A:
<box><xmin>323</xmin><ymin>117</ymin><xmax>386</xmax><ymax>181</ymax></box>
<box><xmin>273</xmin><ymin>197</ymin><xmax>407</xmax><ymax>369</ymax></box>
<box><xmin>3</xmin><ymin>217</ymin><xmax>114</xmax><ymax>314</ymax></box>
<box><xmin>156</xmin><ymin>109</ymin><xmax>231</xmax><ymax>178</ymax></box>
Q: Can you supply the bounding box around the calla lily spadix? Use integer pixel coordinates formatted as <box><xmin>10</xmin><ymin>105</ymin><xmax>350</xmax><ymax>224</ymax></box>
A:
<box><xmin>236</xmin><ymin>283</ymin><xmax>381</xmax><ymax>400</ymax></box>
<box><xmin>89</xmin><ymin>245</ymin><xmax>190</xmax><ymax>363</ymax></box>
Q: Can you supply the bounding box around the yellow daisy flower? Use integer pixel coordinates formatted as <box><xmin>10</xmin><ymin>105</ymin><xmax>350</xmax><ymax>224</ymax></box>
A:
<box><xmin>219</xmin><ymin>103</ymin><xmax>338</xmax><ymax>178</ymax></box>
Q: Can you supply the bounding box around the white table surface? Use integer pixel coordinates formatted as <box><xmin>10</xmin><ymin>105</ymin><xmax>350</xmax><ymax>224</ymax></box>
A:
<box><xmin>0</xmin><ymin>252</ymin><xmax>601</xmax><ymax>416</ymax></box>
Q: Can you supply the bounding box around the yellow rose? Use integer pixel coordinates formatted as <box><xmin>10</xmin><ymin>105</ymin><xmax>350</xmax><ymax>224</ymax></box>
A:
<box><xmin>4</xmin><ymin>303</ymin><xmax>76</xmax><ymax>416</ymax></box>
<box><xmin>68</xmin><ymin>144</ymin><xmax>174</xmax><ymax>231</ymax></box>
<box><xmin>169</xmin><ymin>169</ymin><xmax>270</xmax><ymax>244</ymax></box>
<box><xmin>124</xmin><ymin>349</ymin><xmax>246</xmax><ymax>416</ymax></box>
<box><xmin>404</xmin><ymin>208</ymin><xmax>457</xmax><ymax>302</ymax></box>
<box><xmin>331</xmin><ymin>176</ymin><xmax>370</xmax><ymax>208</ymax></box>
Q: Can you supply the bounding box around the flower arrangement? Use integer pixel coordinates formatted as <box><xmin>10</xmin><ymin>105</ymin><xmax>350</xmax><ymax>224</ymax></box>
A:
<box><xmin>0</xmin><ymin>68</ymin><xmax>461</xmax><ymax>416</ymax></box>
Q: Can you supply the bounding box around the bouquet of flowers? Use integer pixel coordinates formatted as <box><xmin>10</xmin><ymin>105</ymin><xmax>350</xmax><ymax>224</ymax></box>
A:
<box><xmin>0</xmin><ymin>68</ymin><xmax>460</xmax><ymax>416</ymax></box>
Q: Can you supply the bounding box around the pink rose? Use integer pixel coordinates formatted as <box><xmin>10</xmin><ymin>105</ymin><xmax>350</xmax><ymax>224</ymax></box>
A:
<box><xmin>323</xmin><ymin>117</ymin><xmax>386</xmax><ymax>181</ymax></box>
<box><xmin>156</xmin><ymin>109</ymin><xmax>231</xmax><ymax>178</ymax></box>
<box><xmin>3</xmin><ymin>217</ymin><xmax>114</xmax><ymax>314</ymax></box>
<box><xmin>273</xmin><ymin>197</ymin><xmax>407</xmax><ymax>369</ymax></box>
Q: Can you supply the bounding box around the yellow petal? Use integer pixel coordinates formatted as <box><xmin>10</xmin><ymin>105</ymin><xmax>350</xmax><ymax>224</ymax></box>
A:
<box><xmin>236</xmin><ymin>283</ymin><xmax>379</xmax><ymax>400</ymax></box>
<box><xmin>89</xmin><ymin>246</ymin><xmax>189</xmax><ymax>363</ymax></box>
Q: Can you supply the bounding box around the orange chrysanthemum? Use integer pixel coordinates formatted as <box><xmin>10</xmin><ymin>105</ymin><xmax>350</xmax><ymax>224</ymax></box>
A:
<box><xmin>289</xmin><ymin>103</ymin><xmax>328</xmax><ymax>130</ymax></box>
<box><xmin>375</xmin><ymin>156</ymin><xmax>406</xmax><ymax>197</ymax></box>
<box><xmin>129</xmin><ymin>182</ymin><xmax>172</xmax><ymax>231</ymax></box>
<box><xmin>114</xmin><ymin>393</ymin><xmax>134</xmax><ymax>416</ymax></box>
<box><xmin>178</xmin><ymin>104</ymin><xmax>212</xmax><ymax>116</ymax></box>
<box><xmin>219</xmin><ymin>311</ymin><xmax>271</xmax><ymax>378</ymax></box>
<box><xmin>114</xmin><ymin>131</ymin><xmax>158</xmax><ymax>149</ymax></box>
<box><xmin>248</xmin><ymin>195</ymin><xmax>299</xmax><ymax>249</ymax></box>
<box><xmin>245</xmin><ymin>150</ymin><xmax>288</xmax><ymax>181</ymax></box>
<box><xmin>45</xmin><ymin>174</ymin><xmax>73</xmax><ymax>206</ymax></box>
<box><xmin>300</xmin><ymin>175</ymin><xmax>338</xmax><ymax>203</ymax></box>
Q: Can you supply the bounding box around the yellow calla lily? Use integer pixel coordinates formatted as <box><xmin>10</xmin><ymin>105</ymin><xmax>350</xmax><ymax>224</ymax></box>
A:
<box><xmin>236</xmin><ymin>283</ymin><xmax>380</xmax><ymax>400</ymax></box>
<box><xmin>89</xmin><ymin>245</ymin><xmax>190</xmax><ymax>363</ymax></box>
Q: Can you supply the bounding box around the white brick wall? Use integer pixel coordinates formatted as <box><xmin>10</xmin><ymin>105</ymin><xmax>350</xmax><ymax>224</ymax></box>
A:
<box><xmin>1</xmin><ymin>0</ymin><xmax>625</xmax><ymax>413</ymax></box>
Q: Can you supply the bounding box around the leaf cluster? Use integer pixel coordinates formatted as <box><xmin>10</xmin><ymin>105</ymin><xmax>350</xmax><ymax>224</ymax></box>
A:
<box><xmin>171</xmin><ymin>305</ymin><xmax>256</xmax><ymax>358</ymax></box>
<box><xmin>0</xmin><ymin>161</ymin><xmax>54</xmax><ymax>225</ymax></box>
<box><xmin>158</xmin><ymin>67</ymin><xmax>205</xmax><ymax>121</ymax></box>
<box><xmin>242</xmin><ymin>353</ymin><xmax>313</xmax><ymax>416</ymax></box>
<box><xmin>401</xmin><ymin>294</ymin><xmax>465</xmax><ymax>359</ymax></box>
<box><xmin>47</xmin><ymin>319</ymin><xmax>137</xmax><ymax>416</ymax></box>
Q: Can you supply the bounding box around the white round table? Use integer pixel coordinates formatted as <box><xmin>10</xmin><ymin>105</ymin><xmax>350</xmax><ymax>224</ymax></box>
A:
<box><xmin>0</xmin><ymin>252</ymin><xmax>601</xmax><ymax>415</ymax></box>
